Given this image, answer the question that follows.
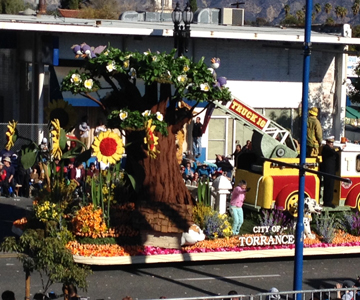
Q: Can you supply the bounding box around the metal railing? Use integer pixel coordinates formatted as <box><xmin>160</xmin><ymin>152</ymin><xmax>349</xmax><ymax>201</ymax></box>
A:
<box><xmin>142</xmin><ymin>287</ymin><xmax>359</xmax><ymax>300</ymax></box>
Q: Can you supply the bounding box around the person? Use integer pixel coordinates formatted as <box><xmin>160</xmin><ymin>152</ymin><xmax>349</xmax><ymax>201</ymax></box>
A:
<box><xmin>70</xmin><ymin>161</ymin><xmax>86</xmax><ymax>195</ymax></box>
<box><xmin>79</xmin><ymin>121</ymin><xmax>90</xmax><ymax>149</ymax></box>
<box><xmin>240</xmin><ymin>140</ymin><xmax>252</xmax><ymax>154</ymax></box>
<box><xmin>3</xmin><ymin>156</ymin><xmax>15</xmax><ymax>197</ymax></box>
<box><xmin>232</xmin><ymin>144</ymin><xmax>242</xmax><ymax>168</ymax></box>
<box><xmin>197</xmin><ymin>163</ymin><xmax>210</xmax><ymax>178</ymax></box>
<box><xmin>39</xmin><ymin>137</ymin><xmax>50</xmax><ymax>161</ymax></box>
<box><xmin>306</xmin><ymin>107</ymin><xmax>323</xmax><ymax>158</ymax></box>
<box><xmin>1</xmin><ymin>291</ymin><xmax>15</xmax><ymax>300</ymax></box>
<box><xmin>63</xmin><ymin>283</ymin><xmax>79</xmax><ymax>300</ymax></box>
<box><xmin>86</xmin><ymin>162</ymin><xmax>99</xmax><ymax>178</ymax></box>
<box><xmin>184</xmin><ymin>161</ymin><xmax>194</xmax><ymax>181</ymax></box>
<box><xmin>226</xmin><ymin>290</ymin><xmax>239</xmax><ymax>300</ymax></box>
<box><xmin>30</xmin><ymin>166</ymin><xmax>42</xmax><ymax>194</ymax></box>
<box><xmin>191</xmin><ymin>171</ymin><xmax>200</xmax><ymax>186</ymax></box>
<box><xmin>321</xmin><ymin>136</ymin><xmax>343</xmax><ymax>208</ymax></box>
<box><xmin>230</xmin><ymin>180</ymin><xmax>247</xmax><ymax>236</ymax></box>
<box><xmin>215</xmin><ymin>154</ymin><xmax>233</xmax><ymax>178</ymax></box>
<box><xmin>266</xmin><ymin>287</ymin><xmax>281</xmax><ymax>300</ymax></box>
<box><xmin>95</xmin><ymin>119</ymin><xmax>107</xmax><ymax>137</ymax></box>
<box><xmin>192</xmin><ymin>117</ymin><xmax>203</xmax><ymax>158</ymax></box>
<box><xmin>336</xmin><ymin>280</ymin><xmax>356</xmax><ymax>300</ymax></box>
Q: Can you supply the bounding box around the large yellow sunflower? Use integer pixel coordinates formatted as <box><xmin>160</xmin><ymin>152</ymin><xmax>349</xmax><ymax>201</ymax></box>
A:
<box><xmin>92</xmin><ymin>131</ymin><xmax>124</xmax><ymax>165</ymax></box>
<box><xmin>144</xmin><ymin>119</ymin><xmax>159</xmax><ymax>158</ymax></box>
<box><xmin>51</xmin><ymin>119</ymin><xmax>62</xmax><ymax>160</ymax></box>
<box><xmin>5</xmin><ymin>120</ymin><xmax>18</xmax><ymax>150</ymax></box>
<box><xmin>45</xmin><ymin>99</ymin><xmax>77</xmax><ymax>131</ymax></box>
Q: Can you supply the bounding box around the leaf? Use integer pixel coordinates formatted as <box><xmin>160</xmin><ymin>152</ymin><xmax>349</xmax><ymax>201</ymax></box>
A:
<box><xmin>127</xmin><ymin>174</ymin><xmax>137</xmax><ymax>192</ymax></box>
<box><xmin>21</xmin><ymin>144</ymin><xmax>38</xmax><ymax>169</ymax></box>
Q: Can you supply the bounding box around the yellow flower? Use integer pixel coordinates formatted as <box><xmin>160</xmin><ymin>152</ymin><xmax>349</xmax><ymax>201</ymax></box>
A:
<box><xmin>183</xmin><ymin>65</ymin><xmax>190</xmax><ymax>72</ymax></box>
<box><xmin>92</xmin><ymin>131</ymin><xmax>124</xmax><ymax>164</ymax></box>
<box><xmin>45</xmin><ymin>99</ymin><xmax>77</xmax><ymax>131</ymax></box>
<box><xmin>51</xmin><ymin>119</ymin><xmax>62</xmax><ymax>160</ymax></box>
<box><xmin>5</xmin><ymin>120</ymin><xmax>18</xmax><ymax>151</ymax></box>
<box><xmin>123</xmin><ymin>60</ymin><xmax>130</xmax><ymax>70</ymax></box>
<box><xmin>144</xmin><ymin>119</ymin><xmax>159</xmax><ymax>158</ymax></box>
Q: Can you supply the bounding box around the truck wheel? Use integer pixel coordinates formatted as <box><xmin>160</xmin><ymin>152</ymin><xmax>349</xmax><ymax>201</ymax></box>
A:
<box><xmin>285</xmin><ymin>193</ymin><xmax>299</xmax><ymax>217</ymax></box>
<box><xmin>285</xmin><ymin>192</ymin><xmax>310</xmax><ymax>217</ymax></box>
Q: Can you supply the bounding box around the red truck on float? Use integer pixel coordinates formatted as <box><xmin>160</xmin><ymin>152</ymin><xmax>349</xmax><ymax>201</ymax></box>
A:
<box><xmin>213</xmin><ymin>97</ymin><xmax>360</xmax><ymax>213</ymax></box>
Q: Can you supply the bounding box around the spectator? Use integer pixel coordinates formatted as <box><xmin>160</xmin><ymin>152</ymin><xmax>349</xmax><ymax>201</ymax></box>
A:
<box><xmin>197</xmin><ymin>163</ymin><xmax>210</xmax><ymax>178</ymax></box>
<box><xmin>230</xmin><ymin>180</ymin><xmax>247</xmax><ymax>236</ymax></box>
<box><xmin>266</xmin><ymin>287</ymin><xmax>281</xmax><ymax>300</ymax></box>
<box><xmin>184</xmin><ymin>161</ymin><xmax>194</xmax><ymax>181</ymax></box>
<box><xmin>86</xmin><ymin>162</ymin><xmax>99</xmax><ymax>178</ymax></box>
<box><xmin>39</xmin><ymin>137</ymin><xmax>50</xmax><ymax>162</ymax></box>
<box><xmin>1</xmin><ymin>291</ymin><xmax>15</xmax><ymax>300</ymax></box>
<box><xmin>192</xmin><ymin>117</ymin><xmax>203</xmax><ymax>158</ymax></box>
<box><xmin>0</xmin><ymin>161</ymin><xmax>7</xmax><ymax>194</ymax></box>
<box><xmin>232</xmin><ymin>144</ymin><xmax>242</xmax><ymax>168</ymax></box>
<box><xmin>226</xmin><ymin>290</ymin><xmax>239</xmax><ymax>300</ymax></box>
<box><xmin>240</xmin><ymin>140</ymin><xmax>252</xmax><ymax>154</ymax></box>
<box><xmin>306</xmin><ymin>107</ymin><xmax>322</xmax><ymax>158</ymax></box>
<box><xmin>191</xmin><ymin>171</ymin><xmax>200</xmax><ymax>186</ymax></box>
<box><xmin>79</xmin><ymin>121</ymin><xmax>90</xmax><ymax>150</ymax></box>
<box><xmin>215</xmin><ymin>154</ymin><xmax>233</xmax><ymax>178</ymax></box>
<box><xmin>336</xmin><ymin>280</ymin><xmax>356</xmax><ymax>300</ymax></box>
<box><xmin>3</xmin><ymin>156</ymin><xmax>15</xmax><ymax>197</ymax></box>
<box><xmin>180</xmin><ymin>165</ymin><xmax>186</xmax><ymax>180</ymax></box>
<box><xmin>95</xmin><ymin>119</ymin><xmax>107</xmax><ymax>137</ymax></box>
<box><xmin>70</xmin><ymin>161</ymin><xmax>86</xmax><ymax>195</ymax></box>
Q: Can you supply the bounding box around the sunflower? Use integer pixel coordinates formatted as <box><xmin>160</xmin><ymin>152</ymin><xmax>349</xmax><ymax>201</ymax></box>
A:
<box><xmin>45</xmin><ymin>99</ymin><xmax>77</xmax><ymax>131</ymax></box>
<box><xmin>144</xmin><ymin>119</ymin><xmax>159</xmax><ymax>158</ymax></box>
<box><xmin>92</xmin><ymin>131</ymin><xmax>124</xmax><ymax>165</ymax></box>
<box><xmin>51</xmin><ymin>119</ymin><xmax>62</xmax><ymax>160</ymax></box>
<box><xmin>5</xmin><ymin>120</ymin><xmax>18</xmax><ymax>150</ymax></box>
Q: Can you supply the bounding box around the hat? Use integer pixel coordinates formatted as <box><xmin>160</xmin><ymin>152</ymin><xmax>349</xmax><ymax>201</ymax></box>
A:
<box><xmin>268</xmin><ymin>287</ymin><xmax>280</xmax><ymax>300</ymax></box>
<box><xmin>326</xmin><ymin>136</ymin><xmax>335</xmax><ymax>142</ymax></box>
<box><xmin>3</xmin><ymin>157</ymin><xmax>11</xmax><ymax>163</ymax></box>
<box><xmin>42</xmin><ymin>137</ymin><xmax>47</xmax><ymax>144</ymax></box>
<box><xmin>343</xmin><ymin>280</ymin><xmax>355</xmax><ymax>288</ymax></box>
<box><xmin>309</xmin><ymin>107</ymin><xmax>318</xmax><ymax>116</ymax></box>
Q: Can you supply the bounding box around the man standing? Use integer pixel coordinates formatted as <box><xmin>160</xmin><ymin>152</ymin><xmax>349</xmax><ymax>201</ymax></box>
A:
<box><xmin>306</xmin><ymin>107</ymin><xmax>323</xmax><ymax>157</ymax></box>
<box><xmin>321</xmin><ymin>136</ymin><xmax>343</xmax><ymax>208</ymax></box>
<box><xmin>192</xmin><ymin>117</ymin><xmax>203</xmax><ymax>158</ymax></box>
<box><xmin>3</xmin><ymin>156</ymin><xmax>15</xmax><ymax>197</ymax></box>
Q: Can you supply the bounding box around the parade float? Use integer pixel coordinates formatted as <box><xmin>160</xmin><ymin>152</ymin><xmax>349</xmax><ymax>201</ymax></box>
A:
<box><xmin>3</xmin><ymin>44</ymin><xmax>360</xmax><ymax>296</ymax></box>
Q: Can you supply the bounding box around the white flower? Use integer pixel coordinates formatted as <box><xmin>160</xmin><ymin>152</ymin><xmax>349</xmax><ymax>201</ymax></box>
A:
<box><xmin>183</xmin><ymin>65</ymin><xmax>190</xmax><ymax>72</ymax></box>
<box><xmin>200</xmin><ymin>83</ymin><xmax>210</xmax><ymax>92</ymax></box>
<box><xmin>103</xmin><ymin>51</ymin><xmax>109</xmax><ymax>56</ymax></box>
<box><xmin>123</xmin><ymin>60</ymin><xmax>130</xmax><ymax>70</ymax></box>
<box><xmin>143</xmin><ymin>51</ymin><xmax>150</xmax><ymax>55</ymax></box>
<box><xmin>142</xmin><ymin>110</ymin><xmax>151</xmax><ymax>117</ymax></box>
<box><xmin>166</xmin><ymin>70</ymin><xmax>171</xmax><ymax>79</ymax></box>
<box><xmin>71</xmin><ymin>73</ymin><xmax>82</xmax><ymax>85</ymax></box>
<box><xmin>129</xmin><ymin>68</ymin><xmax>137</xmax><ymax>79</ymax></box>
<box><xmin>177</xmin><ymin>74</ymin><xmax>187</xmax><ymax>84</ymax></box>
<box><xmin>119</xmin><ymin>110</ymin><xmax>128</xmax><ymax>121</ymax></box>
<box><xmin>152</xmin><ymin>56</ymin><xmax>157</xmax><ymax>62</ymax></box>
<box><xmin>156</xmin><ymin>112</ymin><xmax>163</xmax><ymax>121</ymax></box>
<box><xmin>84</xmin><ymin>79</ymin><xmax>94</xmax><ymax>90</ymax></box>
<box><xmin>106</xmin><ymin>60</ymin><xmax>116</xmax><ymax>72</ymax></box>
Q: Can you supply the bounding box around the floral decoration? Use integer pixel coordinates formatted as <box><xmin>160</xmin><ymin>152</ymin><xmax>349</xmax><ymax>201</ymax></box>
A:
<box><xmin>5</xmin><ymin>120</ymin><xmax>18</xmax><ymax>151</ymax></box>
<box><xmin>44</xmin><ymin>99</ymin><xmax>77</xmax><ymax>131</ymax></box>
<box><xmin>119</xmin><ymin>110</ymin><xmax>128</xmax><ymax>121</ymax></box>
<box><xmin>106</xmin><ymin>60</ymin><xmax>116</xmax><ymax>72</ymax></box>
<box><xmin>92</xmin><ymin>131</ymin><xmax>124</xmax><ymax>164</ymax></box>
<box><xmin>71</xmin><ymin>73</ymin><xmax>82</xmax><ymax>85</ymax></box>
<box><xmin>144</xmin><ymin>119</ymin><xmax>159</xmax><ymax>158</ymax></box>
<box><xmin>51</xmin><ymin>119</ymin><xmax>62</xmax><ymax>160</ymax></box>
<box><xmin>34</xmin><ymin>201</ymin><xmax>60</xmax><ymax>223</ymax></box>
<box><xmin>84</xmin><ymin>79</ymin><xmax>94</xmax><ymax>90</ymax></box>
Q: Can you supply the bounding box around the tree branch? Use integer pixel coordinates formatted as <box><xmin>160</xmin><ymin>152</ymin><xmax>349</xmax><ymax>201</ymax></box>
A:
<box><xmin>79</xmin><ymin>92</ymin><xmax>106</xmax><ymax>110</ymax></box>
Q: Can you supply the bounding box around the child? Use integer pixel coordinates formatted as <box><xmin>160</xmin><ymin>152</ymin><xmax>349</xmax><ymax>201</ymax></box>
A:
<box><xmin>230</xmin><ymin>180</ymin><xmax>247</xmax><ymax>236</ymax></box>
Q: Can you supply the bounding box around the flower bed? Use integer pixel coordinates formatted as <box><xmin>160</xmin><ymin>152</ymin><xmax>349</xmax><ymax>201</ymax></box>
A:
<box><xmin>65</xmin><ymin>230</ymin><xmax>360</xmax><ymax>257</ymax></box>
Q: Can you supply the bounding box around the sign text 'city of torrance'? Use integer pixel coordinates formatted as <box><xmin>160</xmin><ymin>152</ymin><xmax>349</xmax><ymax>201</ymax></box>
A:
<box><xmin>238</xmin><ymin>226</ymin><xmax>295</xmax><ymax>247</ymax></box>
<box><xmin>229</xmin><ymin>99</ymin><xmax>268</xmax><ymax>130</ymax></box>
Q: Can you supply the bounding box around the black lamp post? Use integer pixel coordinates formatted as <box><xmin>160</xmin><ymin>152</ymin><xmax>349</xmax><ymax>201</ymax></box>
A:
<box><xmin>172</xmin><ymin>2</ymin><xmax>194</xmax><ymax>57</ymax></box>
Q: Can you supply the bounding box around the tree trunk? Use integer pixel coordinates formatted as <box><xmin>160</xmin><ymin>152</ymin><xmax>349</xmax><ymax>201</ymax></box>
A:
<box><xmin>126</xmin><ymin>104</ymin><xmax>194</xmax><ymax>234</ymax></box>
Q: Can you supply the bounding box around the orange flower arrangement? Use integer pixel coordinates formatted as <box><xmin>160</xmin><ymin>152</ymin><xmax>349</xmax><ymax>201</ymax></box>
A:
<box><xmin>13</xmin><ymin>217</ymin><xmax>27</xmax><ymax>231</ymax></box>
<box><xmin>71</xmin><ymin>204</ymin><xmax>108</xmax><ymax>238</ymax></box>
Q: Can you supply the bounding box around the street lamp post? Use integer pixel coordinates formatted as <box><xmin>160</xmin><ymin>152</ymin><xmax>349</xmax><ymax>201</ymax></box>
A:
<box><xmin>172</xmin><ymin>2</ymin><xmax>194</xmax><ymax>57</ymax></box>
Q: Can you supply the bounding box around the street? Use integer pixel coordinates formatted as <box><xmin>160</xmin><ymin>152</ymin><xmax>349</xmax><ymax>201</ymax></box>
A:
<box><xmin>0</xmin><ymin>197</ymin><xmax>358</xmax><ymax>300</ymax></box>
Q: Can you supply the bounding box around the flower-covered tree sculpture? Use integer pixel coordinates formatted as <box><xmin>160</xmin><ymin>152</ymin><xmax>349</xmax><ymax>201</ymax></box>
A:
<box><xmin>61</xmin><ymin>46</ymin><xmax>231</xmax><ymax>234</ymax></box>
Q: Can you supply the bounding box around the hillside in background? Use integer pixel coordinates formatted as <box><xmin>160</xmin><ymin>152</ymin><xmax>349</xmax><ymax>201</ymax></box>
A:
<box><xmin>21</xmin><ymin>0</ymin><xmax>360</xmax><ymax>25</ymax></box>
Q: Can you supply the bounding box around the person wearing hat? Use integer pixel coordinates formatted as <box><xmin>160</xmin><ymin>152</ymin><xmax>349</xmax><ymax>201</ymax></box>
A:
<box><xmin>79</xmin><ymin>120</ymin><xmax>90</xmax><ymax>150</ymax></box>
<box><xmin>3</xmin><ymin>156</ymin><xmax>15</xmax><ymax>197</ymax></box>
<box><xmin>335</xmin><ymin>280</ymin><xmax>356</xmax><ymax>300</ymax></box>
<box><xmin>306</xmin><ymin>107</ymin><xmax>323</xmax><ymax>158</ymax></box>
<box><xmin>320</xmin><ymin>136</ymin><xmax>343</xmax><ymax>208</ymax></box>
<box><xmin>266</xmin><ymin>287</ymin><xmax>281</xmax><ymax>300</ymax></box>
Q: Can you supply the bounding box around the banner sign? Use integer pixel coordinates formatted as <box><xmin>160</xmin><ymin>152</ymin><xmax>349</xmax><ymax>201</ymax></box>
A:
<box><xmin>229</xmin><ymin>99</ymin><xmax>268</xmax><ymax>130</ymax></box>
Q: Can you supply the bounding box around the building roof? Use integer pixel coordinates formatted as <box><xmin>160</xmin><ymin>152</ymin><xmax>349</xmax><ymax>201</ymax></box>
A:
<box><xmin>0</xmin><ymin>13</ymin><xmax>359</xmax><ymax>45</ymax></box>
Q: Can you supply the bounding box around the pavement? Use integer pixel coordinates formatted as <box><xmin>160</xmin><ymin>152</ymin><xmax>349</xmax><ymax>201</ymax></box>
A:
<box><xmin>0</xmin><ymin>195</ymin><xmax>33</xmax><ymax>250</ymax></box>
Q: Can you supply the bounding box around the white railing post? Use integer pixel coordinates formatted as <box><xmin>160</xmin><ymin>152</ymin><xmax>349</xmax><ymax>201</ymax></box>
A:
<box><xmin>212</xmin><ymin>175</ymin><xmax>232</xmax><ymax>214</ymax></box>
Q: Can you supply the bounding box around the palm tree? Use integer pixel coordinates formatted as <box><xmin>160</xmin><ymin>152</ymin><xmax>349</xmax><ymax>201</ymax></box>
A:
<box><xmin>324</xmin><ymin>3</ymin><xmax>332</xmax><ymax>14</ymax></box>
<box><xmin>325</xmin><ymin>17</ymin><xmax>335</xmax><ymax>24</ymax></box>
<box><xmin>296</xmin><ymin>9</ymin><xmax>305</xmax><ymax>22</ymax></box>
<box><xmin>339</xmin><ymin>6</ymin><xmax>348</xmax><ymax>19</ymax></box>
<box><xmin>314</xmin><ymin>3</ymin><xmax>321</xmax><ymax>14</ymax></box>
<box><xmin>284</xmin><ymin>4</ymin><xmax>290</xmax><ymax>16</ymax></box>
<box><xmin>352</xmin><ymin>0</ymin><xmax>360</xmax><ymax>16</ymax></box>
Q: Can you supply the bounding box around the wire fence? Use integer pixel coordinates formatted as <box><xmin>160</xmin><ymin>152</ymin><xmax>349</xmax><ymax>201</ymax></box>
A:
<box><xmin>0</xmin><ymin>123</ymin><xmax>48</xmax><ymax>153</ymax></box>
